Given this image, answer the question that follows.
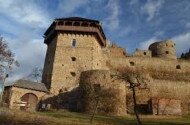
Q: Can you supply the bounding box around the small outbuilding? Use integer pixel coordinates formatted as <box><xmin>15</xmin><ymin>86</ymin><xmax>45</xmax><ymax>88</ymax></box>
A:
<box><xmin>3</xmin><ymin>79</ymin><xmax>49</xmax><ymax>111</ymax></box>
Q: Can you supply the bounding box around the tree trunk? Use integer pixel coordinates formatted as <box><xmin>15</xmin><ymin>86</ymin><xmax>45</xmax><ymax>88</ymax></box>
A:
<box><xmin>132</xmin><ymin>87</ymin><xmax>142</xmax><ymax>125</ymax></box>
<box><xmin>90</xmin><ymin>99</ymin><xmax>99</xmax><ymax>124</ymax></box>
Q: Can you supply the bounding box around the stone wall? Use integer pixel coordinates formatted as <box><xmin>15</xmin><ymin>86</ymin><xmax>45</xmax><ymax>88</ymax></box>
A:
<box><xmin>132</xmin><ymin>49</ymin><xmax>151</xmax><ymax>57</ymax></box>
<box><xmin>152</xmin><ymin>98</ymin><xmax>182</xmax><ymax>115</ymax></box>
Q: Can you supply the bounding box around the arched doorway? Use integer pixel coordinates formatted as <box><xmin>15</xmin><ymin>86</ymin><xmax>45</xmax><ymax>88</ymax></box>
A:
<box><xmin>20</xmin><ymin>93</ymin><xmax>38</xmax><ymax>111</ymax></box>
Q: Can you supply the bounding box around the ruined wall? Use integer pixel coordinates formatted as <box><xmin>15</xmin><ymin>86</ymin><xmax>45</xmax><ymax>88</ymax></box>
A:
<box><xmin>149</xmin><ymin>40</ymin><xmax>176</xmax><ymax>59</ymax></box>
<box><xmin>109</xmin><ymin>57</ymin><xmax>190</xmax><ymax>74</ymax></box>
<box><xmin>45</xmin><ymin>33</ymin><xmax>104</xmax><ymax>94</ymax></box>
<box><xmin>107</xmin><ymin>56</ymin><xmax>190</xmax><ymax>115</ymax></box>
<box><xmin>7</xmin><ymin>87</ymin><xmax>47</xmax><ymax>110</ymax></box>
<box><xmin>152</xmin><ymin>98</ymin><xmax>182</xmax><ymax>115</ymax></box>
<box><xmin>79</xmin><ymin>70</ymin><xmax>126</xmax><ymax>116</ymax></box>
<box><xmin>132</xmin><ymin>49</ymin><xmax>151</xmax><ymax>57</ymax></box>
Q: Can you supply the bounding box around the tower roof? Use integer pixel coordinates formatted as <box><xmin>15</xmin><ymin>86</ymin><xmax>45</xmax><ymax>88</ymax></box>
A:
<box><xmin>5</xmin><ymin>79</ymin><xmax>49</xmax><ymax>92</ymax></box>
<box><xmin>44</xmin><ymin>17</ymin><xmax>106</xmax><ymax>47</ymax></box>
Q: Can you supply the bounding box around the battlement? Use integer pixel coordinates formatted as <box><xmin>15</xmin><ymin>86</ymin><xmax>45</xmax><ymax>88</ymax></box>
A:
<box><xmin>44</xmin><ymin>17</ymin><xmax>106</xmax><ymax>47</ymax></box>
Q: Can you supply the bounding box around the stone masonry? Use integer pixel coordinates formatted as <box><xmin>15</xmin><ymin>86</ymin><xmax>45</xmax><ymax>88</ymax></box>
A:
<box><xmin>41</xmin><ymin>17</ymin><xmax>190</xmax><ymax>115</ymax></box>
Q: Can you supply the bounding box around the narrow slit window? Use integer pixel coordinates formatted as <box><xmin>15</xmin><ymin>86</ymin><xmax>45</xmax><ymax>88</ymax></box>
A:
<box><xmin>72</xmin><ymin>39</ymin><xmax>76</xmax><ymax>47</ymax></box>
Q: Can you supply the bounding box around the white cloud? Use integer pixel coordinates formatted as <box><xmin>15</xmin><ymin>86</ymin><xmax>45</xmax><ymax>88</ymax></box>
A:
<box><xmin>103</xmin><ymin>0</ymin><xmax>120</xmax><ymax>31</ymax></box>
<box><xmin>6</xmin><ymin>37</ymin><xmax>46</xmax><ymax>83</ymax></box>
<box><xmin>139</xmin><ymin>37</ymin><xmax>159</xmax><ymax>49</ymax></box>
<box><xmin>141</xmin><ymin>0</ymin><xmax>164</xmax><ymax>21</ymax></box>
<box><xmin>173</xmin><ymin>32</ymin><xmax>190</xmax><ymax>56</ymax></box>
<box><xmin>0</xmin><ymin>0</ymin><xmax>50</xmax><ymax>28</ymax></box>
<box><xmin>0</xmin><ymin>0</ymin><xmax>50</xmax><ymax>83</ymax></box>
<box><xmin>58</xmin><ymin>0</ymin><xmax>88</xmax><ymax>15</ymax></box>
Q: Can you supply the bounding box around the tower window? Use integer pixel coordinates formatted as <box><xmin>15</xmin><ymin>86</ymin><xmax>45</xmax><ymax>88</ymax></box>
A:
<box><xmin>130</xmin><ymin>61</ymin><xmax>135</xmax><ymax>66</ymax></box>
<box><xmin>176</xmin><ymin>65</ymin><xmax>181</xmax><ymax>69</ymax></box>
<box><xmin>166</xmin><ymin>51</ymin><xmax>169</xmax><ymax>54</ymax></box>
<box><xmin>71</xmin><ymin>57</ymin><xmax>76</xmax><ymax>61</ymax></box>
<box><xmin>144</xmin><ymin>52</ymin><xmax>147</xmax><ymax>55</ymax></box>
<box><xmin>72</xmin><ymin>39</ymin><xmax>76</xmax><ymax>47</ymax></box>
<box><xmin>70</xmin><ymin>72</ymin><xmax>76</xmax><ymax>77</ymax></box>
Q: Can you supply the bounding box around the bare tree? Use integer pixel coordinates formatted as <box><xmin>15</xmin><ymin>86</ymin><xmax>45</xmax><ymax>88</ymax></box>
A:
<box><xmin>0</xmin><ymin>36</ymin><xmax>19</xmax><ymax>74</ymax></box>
<box><xmin>0</xmin><ymin>36</ymin><xmax>19</xmax><ymax>102</ymax></box>
<box><xmin>26</xmin><ymin>67</ymin><xmax>43</xmax><ymax>82</ymax></box>
<box><xmin>114</xmin><ymin>68</ymin><xmax>150</xmax><ymax>125</ymax></box>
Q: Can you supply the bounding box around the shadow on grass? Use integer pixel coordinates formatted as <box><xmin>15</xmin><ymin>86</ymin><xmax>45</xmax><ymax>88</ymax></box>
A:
<box><xmin>40</xmin><ymin>110</ymin><xmax>190</xmax><ymax>125</ymax></box>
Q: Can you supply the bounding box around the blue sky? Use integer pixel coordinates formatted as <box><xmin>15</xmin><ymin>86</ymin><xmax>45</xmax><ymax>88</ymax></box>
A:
<box><xmin>0</xmin><ymin>0</ymin><xmax>190</xmax><ymax>82</ymax></box>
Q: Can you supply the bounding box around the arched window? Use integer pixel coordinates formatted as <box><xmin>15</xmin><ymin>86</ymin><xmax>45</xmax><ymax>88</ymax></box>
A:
<box><xmin>57</xmin><ymin>21</ymin><xmax>64</xmax><ymax>25</ymax></box>
<box><xmin>65</xmin><ymin>21</ymin><xmax>72</xmax><ymax>26</ymax></box>
<box><xmin>73</xmin><ymin>22</ymin><xmax>80</xmax><ymax>26</ymax></box>
<box><xmin>81</xmin><ymin>22</ymin><xmax>88</xmax><ymax>27</ymax></box>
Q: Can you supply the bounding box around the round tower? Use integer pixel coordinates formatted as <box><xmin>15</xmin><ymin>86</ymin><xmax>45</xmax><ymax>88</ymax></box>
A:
<box><xmin>79</xmin><ymin>70</ymin><xmax>126</xmax><ymax>116</ymax></box>
<box><xmin>148</xmin><ymin>39</ymin><xmax>177</xmax><ymax>59</ymax></box>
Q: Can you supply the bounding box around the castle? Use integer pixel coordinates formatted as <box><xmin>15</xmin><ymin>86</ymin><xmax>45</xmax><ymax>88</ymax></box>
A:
<box><xmin>3</xmin><ymin>17</ymin><xmax>190</xmax><ymax>116</ymax></box>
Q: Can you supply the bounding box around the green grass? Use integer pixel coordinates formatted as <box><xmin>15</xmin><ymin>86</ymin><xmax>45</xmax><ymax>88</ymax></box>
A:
<box><xmin>1</xmin><ymin>108</ymin><xmax>190</xmax><ymax>125</ymax></box>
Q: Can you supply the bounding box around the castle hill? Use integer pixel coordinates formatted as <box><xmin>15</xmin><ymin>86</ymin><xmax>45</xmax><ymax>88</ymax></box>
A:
<box><xmin>0</xmin><ymin>1</ymin><xmax>190</xmax><ymax>125</ymax></box>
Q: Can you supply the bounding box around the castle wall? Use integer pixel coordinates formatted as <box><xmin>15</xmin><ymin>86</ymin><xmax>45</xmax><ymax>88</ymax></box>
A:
<box><xmin>107</xmin><ymin>56</ymin><xmax>190</xmax><ymax>115</ymax></box>
<box><xmin>132</xmin><ymin>49</ymin><xmax>151</xmax><ymax>57</ymax></box>
<box><xmin>109</xmin><ymin>57</ymin><xmax>190</xmax><ymax>73</ymax></box>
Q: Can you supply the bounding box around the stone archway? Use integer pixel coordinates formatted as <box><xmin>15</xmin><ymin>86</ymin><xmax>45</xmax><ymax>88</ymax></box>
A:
<box><xmin>20</xmin><ymin>93</ymin><xmax>38</xmax><ymax>111</ymax></box>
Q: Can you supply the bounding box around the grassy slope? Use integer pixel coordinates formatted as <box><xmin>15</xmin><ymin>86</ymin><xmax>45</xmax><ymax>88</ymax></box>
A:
<box><xmin>0</xmin><ymin>108</ymin><xmax>190</xmax><ymax>125</ymax></box>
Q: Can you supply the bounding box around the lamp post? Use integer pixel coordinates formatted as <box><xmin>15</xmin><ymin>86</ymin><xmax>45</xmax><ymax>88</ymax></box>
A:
<box><xmin>0</xmin><ymin>74</ymin><xmax>8</xmax><ymax>103</ymax></box>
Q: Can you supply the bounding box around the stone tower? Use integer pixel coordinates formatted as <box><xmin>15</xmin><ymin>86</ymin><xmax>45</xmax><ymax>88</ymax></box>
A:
<box><xmin>149</xmin><ymin>40</ymin><xmax>177</xmax><ymax>59</ymax></box>
<box><xmin>42</xmin><ymin>17</ymin><xmax>107</xmax><ymax>94</ymax></box>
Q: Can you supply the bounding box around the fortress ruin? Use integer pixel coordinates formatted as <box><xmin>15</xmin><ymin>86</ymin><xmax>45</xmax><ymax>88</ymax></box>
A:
<box><xmin>3</xmin><ymin>17</ymin><xmax>190</xmax><ymax>116</ymax></box>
